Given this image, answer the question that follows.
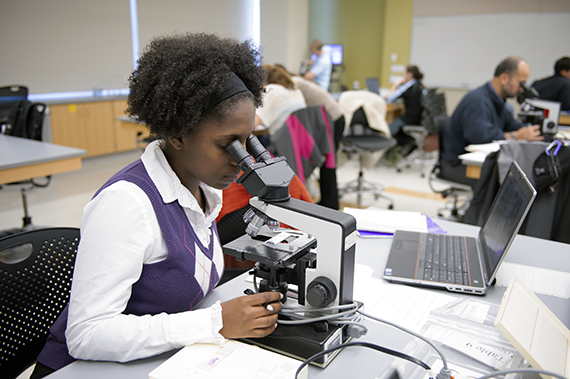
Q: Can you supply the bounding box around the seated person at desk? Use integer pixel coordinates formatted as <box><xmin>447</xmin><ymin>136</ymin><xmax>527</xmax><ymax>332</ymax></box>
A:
<box><xmin>303</xmin><ymin>39</ymin><xmax>332</xmax><ymax>92</ymax></box>
<box><xmin>440</xmin><ymin>56</ymin><xmax>543</xmax><ymax>187</ymax></box>
<box><xmin>255</xmin><ymin>64</ymin><xmax>306</xmax><ymax>143</ymax></box>
<box><xmin>385</xmin><ymin>65</ymin><xmax>425</xmax><ymax>155</ymax></box>
<box><xmin>531</xmin><ymin>56</ymin><xmax>570</xmax><ymax>111</ymax></box>
<box><xmin>30</xmin><ymin>33</ymin><xmax>283</xmax><ymax>378</ymax></box>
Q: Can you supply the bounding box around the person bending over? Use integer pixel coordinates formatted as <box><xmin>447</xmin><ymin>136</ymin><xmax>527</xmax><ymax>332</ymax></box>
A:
<box><xmin>439</xmin><ymin>56</ymin><xmax>543</xmax><ymax>188</ymax></box>
<box><xmin>31</xmin><ymin>32</ymin><xmax>282</xmax><ymax>378</ymax></box>
<box><xmin>255</xmin><ymin>64</ymin><xmax>306</xmax><ymax>139</ymax></box>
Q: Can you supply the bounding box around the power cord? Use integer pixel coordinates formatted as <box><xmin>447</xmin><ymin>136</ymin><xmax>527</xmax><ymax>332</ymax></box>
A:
<box><xmin>272</xmin><ymin>299</ymin><xmax>434</xmax><ymax>378</ymax></box>
<box><xmin>358</xmin><ymin>310</ymin><xmax>452</xmax><ymax>379</ymax></box>
<box><xmin>294</xmin><ymin>341</ymin><xmax>433</xmax><ymax>379</ymax></box>
<box><xmin>250</xmin><ymin>284</ymin><xmax>444</xmax><ymax>378</ymax></box>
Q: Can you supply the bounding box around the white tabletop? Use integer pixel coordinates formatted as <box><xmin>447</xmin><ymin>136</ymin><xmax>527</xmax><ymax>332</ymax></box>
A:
<box><xmin>45</xmin><ymin>219</ymin><xmax>569</xmax><ymax>379</ymax></box>
<box><xmin>0</xmin><ymin>134</ymin><xmax>86</xmax><ymax>170</ymax></box>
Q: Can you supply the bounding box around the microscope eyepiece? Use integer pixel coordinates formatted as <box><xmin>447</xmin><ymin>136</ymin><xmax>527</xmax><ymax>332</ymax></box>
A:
<box><xmin>226</xmin><ymin>139</ymin><xmax>255</xmax><ymax>172</ymax></box>
<box><xmin>246</xmin><ymin>135</ymin><xmax>272</xmax><ymax>163</ymax></box>
<box><xmin>517</xmin><ymin>82</ymin><xmax>540</xmax><ymax>104</ymax></box>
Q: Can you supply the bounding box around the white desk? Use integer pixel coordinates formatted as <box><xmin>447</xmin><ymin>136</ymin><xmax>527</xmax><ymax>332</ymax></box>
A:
<box><xmin>44</xmin><ymin>219</ymin><xmax>569</xmax><ymax>379</ymax></box>
<box><xmin>0</xmin><ymin>135</ymin><xmax>86</xmax><ymax>185</ymax></box>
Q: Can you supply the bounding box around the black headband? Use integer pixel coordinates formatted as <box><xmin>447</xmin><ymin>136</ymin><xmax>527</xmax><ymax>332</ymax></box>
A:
<box><xmin>210</xmin><ymin>72</ymin><xmax>250</xmax><ymax>107</ymax></box>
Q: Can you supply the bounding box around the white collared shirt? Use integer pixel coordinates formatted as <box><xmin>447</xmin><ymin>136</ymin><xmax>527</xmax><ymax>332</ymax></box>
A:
<box><xmin>66</xmin><ymin>140</ymin><xmax>226</xmax><ymax>362</ymax></box>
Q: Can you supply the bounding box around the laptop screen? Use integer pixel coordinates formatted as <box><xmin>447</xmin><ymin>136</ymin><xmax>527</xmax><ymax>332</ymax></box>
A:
<box><xmin>365</xmin><ymin>78</ymin><xmax>380</xmax><ymax>94</ymax></box>
<box><xmin>478</xmin><ymin>162</ymin><xmax>536</xmax><ymax>283</ymax></box>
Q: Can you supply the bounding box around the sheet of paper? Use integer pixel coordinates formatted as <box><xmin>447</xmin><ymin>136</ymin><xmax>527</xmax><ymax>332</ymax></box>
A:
<box><xmin>355</xmin><ymin>277</ymin><xmax>455</xmax><ymax>333</ymax></box>
<box><xmin>495</xmin><ymin>262</ymin><xmax>570</xmax><ymax>299</ymax></box>
<box><xmin>427</xmin><ymin>324</ymin><xmax>516</xmax><ymax>370</ymax></box>
<box><xmin>343</xmin><ymin>207</ymin><xmax>427</xmax><ymax>234</ymax></box>
<box><xmin>440</xmin><ymin>300</ymin><xmax>490</xmax><ymax>324</ymax></box>
<box><xmin>458</xmin><ymin>151</ymin><xmax>487</xmax><ymax>165</ymax></box>
<box><xmin>465</xmin><ymin>142</ymin><xmax>503</xmax><ymax>154</ymax></box>
<box><xmin>148</xmin><ymin>340</ymin><xmax>306</xmax><ymax>379</ymax></box>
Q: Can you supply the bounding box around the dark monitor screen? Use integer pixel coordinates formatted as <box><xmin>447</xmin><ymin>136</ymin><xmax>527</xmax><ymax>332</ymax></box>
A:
<box><xmin>311</xmin><ymin>44</ymin><xmax>343</xmax><ymax>65</ymax></box>
<box><xmin>479</xmin><ymin>162</ymin><xmax>536</xmax><ymax>281</ymax></box>
<box><xmin>365</xmin><ymin>78</ymin><xmax>380</xmax><ymax>94</ymax></box>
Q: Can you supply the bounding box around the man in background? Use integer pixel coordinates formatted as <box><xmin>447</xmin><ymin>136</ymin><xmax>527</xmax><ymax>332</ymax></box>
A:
<box><xmin>303</xmin><ymin>39</ymin><xmax>332</xmax><ymax>92</ymax></box>
<box><xmin>440</xmin><ymin>56</ymin><xmax>543</xmax><ymax>187</ymax></box>
<box><xmin>532</xmin><ymin>56</ymin><xmax>570</xmax><ymax>111</ymax></box>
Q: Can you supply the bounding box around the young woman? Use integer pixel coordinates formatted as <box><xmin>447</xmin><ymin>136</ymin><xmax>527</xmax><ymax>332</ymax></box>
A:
<box><xmin>31</xmin><ymin>33</ymin><xmax>283</xmax><ymax>378</ymax></box>
<box><xmin>255</xmin><ymin>64</ymin><xmax>306</xmax><ymax>137</ymax></box>
<box><xmin>385</xmin><ymin>65</ymin><xmax>425</xmax><ymax>153</ymax></box>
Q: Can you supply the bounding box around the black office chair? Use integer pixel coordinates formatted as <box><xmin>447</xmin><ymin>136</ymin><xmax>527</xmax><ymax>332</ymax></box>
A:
<box><xmin>395</xmin><ymin>88</ymin><xmax>446</xmax><ymax>177</ymax></box>
<box><xmin>0</xmin><ymin>86</ymin><xmax>28</xmax><ymax>126</ymax></box>
<box><xmin>338</xmin><ymin>107</ymin><xmax>396</xmax><ymax>209</ymax></box>
<box><xmin>0</xmin><ymin>227</ymin><xmax>80</xmax><ymax>379</ymax></box>
<box><xmin>0</xmin><ymin>86</ymin><xmax>49</xmax><ymax>235</ymax></box>
<box><xmin>428</xmin><ymin>129</ymin><xmax>472</xmax><ymax>221</ymax></box>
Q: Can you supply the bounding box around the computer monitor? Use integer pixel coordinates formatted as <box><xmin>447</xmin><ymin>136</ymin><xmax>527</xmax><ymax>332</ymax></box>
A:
<box><xmin>311</xmin><ymin>44</ymin><xmax>343</xmax><ymax>65</ymax></box>
<box><xmin>365</xmin><ymin>78</ymin><xmax>380</xmax><ymax>94</ymax></box>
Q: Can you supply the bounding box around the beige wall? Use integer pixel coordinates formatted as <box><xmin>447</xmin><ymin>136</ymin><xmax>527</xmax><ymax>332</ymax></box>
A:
<box><xmin>0</xmin><ymin>0</ymin><xmax>258</xmax><ymax>95</ymax></box>
<box><xmin>414</xmin><ymin>0</ymin><xmax>570</xmax><ymax>16</ymax></box>
<box><xmin>380</xmin><ymin>0</ymin><xmax>414</xmax><ymax>88</ymax></box>
<box><xmin>260</xmin><ymin>0</ymin><xmax>309</xmax><ymax>71</ymax></box>
<box><xmin>307</xmin><ymin>0</ymin><xmax>416</xmax><ymax>91</ymax></box>
<box><xmin>308</xmin><ymin>0</ymin><xmax>387</xmax><ymax>90</ymax></box>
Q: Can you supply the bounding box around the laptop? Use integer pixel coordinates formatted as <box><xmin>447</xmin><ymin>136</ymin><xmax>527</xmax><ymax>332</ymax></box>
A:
<box><xmin>365</xmin><ymin>78</ymin><xmax>380</xmax><ymax>94</ymax></box>
<box><xmin>383</xmin><ymin>161</ymin><xmax>537</xmax><ymax>295</ymax></box>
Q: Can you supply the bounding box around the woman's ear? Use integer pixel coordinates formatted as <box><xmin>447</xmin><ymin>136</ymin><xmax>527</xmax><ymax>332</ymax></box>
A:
<box><xmin>168</xmin><ymin>136</ymin><xmax>184</xmax><ymax>150</ymax></box>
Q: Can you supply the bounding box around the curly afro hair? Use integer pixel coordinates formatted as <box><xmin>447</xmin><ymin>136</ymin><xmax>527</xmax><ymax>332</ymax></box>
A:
<box><xmin>127</xmin><ymin>33</ymin><xmax>266</xmax><ymax>140</ymax></box>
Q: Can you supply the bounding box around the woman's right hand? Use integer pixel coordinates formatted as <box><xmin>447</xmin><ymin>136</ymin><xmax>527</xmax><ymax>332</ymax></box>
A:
<box><xmin>219</xmin><ymin>291</ymin><xmax>283</xmax><ymax>339</ymax></box>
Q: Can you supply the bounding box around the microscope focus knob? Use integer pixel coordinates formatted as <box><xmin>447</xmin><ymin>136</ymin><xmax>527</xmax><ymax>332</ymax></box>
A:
<box><xmin>306</xmin><ymin>276</ymin><xmax>337</xmax><ymax>308</ymax></box>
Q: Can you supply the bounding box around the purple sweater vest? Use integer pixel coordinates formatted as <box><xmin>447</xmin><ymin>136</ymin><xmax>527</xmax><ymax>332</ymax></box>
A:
<box><xmin>36</xmin><ymin>159</ymin><xmax>221</xmax><ymax>370</ymax></box>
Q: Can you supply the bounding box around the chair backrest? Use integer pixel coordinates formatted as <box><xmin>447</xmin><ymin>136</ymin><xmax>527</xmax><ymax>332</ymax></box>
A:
<box><xmin>0</xmin><ymin>227</ymin><xmax>80</xmax><ymax>379</ymax></box>
<box><xmin>269</xmin><ymin>105</ymin><xmax>335</xmax><ymax>181</ymax></box>
<box><xmin>420</xmin><ymin>88</ymin><xmax>448</xmax><ymax>135</ymax></box>
<box><xmin>346</xmin><ymin>107</ymin><xmax>381</xmax><ymax>137</ymax></box>
<box><xmin>0</xmin><ymin>86</ymin><xmax>28</xmax><ymax>124</ymax></box>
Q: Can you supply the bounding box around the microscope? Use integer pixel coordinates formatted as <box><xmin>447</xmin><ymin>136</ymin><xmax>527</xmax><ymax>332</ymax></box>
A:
<box><xmin>517</xmin><ymin>83</ymin><xmax>561</xmax><ymax>142</ymax></box>
<box><xmin>224</xmin><ymin>136</ymin><xmax>358</xmax><ymax>367</ymax></box>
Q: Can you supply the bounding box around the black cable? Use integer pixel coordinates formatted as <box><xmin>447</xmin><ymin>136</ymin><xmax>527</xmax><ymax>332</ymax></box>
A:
<box><xmin>294</xmin><ymin>341</ymin><xmax>431</xmax><ymax>379</ymax></box>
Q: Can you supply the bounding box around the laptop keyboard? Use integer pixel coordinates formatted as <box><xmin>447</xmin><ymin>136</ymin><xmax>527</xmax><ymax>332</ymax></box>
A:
<box><xmin>422</xmin><ymin>234</ymin><xmax>469</xmax><ymax>285</ymax></box>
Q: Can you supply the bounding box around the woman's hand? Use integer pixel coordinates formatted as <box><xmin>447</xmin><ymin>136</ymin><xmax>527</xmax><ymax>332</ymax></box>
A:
<box><xmin>219</xmin><ymin>291</ymin><xmax>283</xmax><ymax>339</ymax></box>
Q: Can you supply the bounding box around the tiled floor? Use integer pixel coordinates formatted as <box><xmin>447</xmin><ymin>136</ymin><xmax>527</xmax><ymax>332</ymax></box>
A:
<box><xmin>0</xmin><ymin>149</ymin><xmax>451</xmax><ymax>232</ymax></box>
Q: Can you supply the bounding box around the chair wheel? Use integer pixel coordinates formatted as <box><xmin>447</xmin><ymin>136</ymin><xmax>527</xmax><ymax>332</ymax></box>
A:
<box><xmin>421</xmin><ymin>173</ymin><xmax>425</xmax><ymax>178</ymax></box>
<box><xmin>396</xmin><ymin>168</ymin><xmax>401</xmax><ymax>172</ymax></box>
<box><xmin>388</xmin><ymin>204</ymin><xmax>394</xmax><ymax>210</ymax></box>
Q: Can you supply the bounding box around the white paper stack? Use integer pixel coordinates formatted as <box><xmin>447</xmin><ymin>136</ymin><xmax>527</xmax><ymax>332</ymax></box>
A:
<box><xmin>343</xmin><ymin>207</ymin><xmax>427</xmax><ymax>234</ymax></box>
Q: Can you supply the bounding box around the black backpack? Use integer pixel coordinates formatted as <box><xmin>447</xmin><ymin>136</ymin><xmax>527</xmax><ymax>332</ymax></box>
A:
<box><xmin>1</xmin><ymin>100</ymin><xmax>46</xmax><ymax>141</ymax></box>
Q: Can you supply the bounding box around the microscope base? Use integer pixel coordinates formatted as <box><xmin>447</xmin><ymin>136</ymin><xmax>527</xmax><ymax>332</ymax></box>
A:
<box><xmin>241</xmin><ymin>322</ymin><xmax>351</xmax><ymax>368</ymax></box>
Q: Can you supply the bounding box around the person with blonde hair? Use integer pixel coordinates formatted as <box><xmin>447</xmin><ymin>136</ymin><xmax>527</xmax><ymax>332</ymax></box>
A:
<box><xmin>255</xmin><ymin>64</ymin><xmax>306</xmax><ymax>137</ymax></box>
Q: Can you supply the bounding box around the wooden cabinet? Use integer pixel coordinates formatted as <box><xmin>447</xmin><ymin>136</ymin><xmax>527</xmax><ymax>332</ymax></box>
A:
<box><xmin>112</xmin><ymin>99</ymin><xmax>136</xmax><ymax>152</ymax></box>
<box><xmin>50</xmin><ymin>99</ymin><xmax>145</xmax><ymax>157</ymax></box>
